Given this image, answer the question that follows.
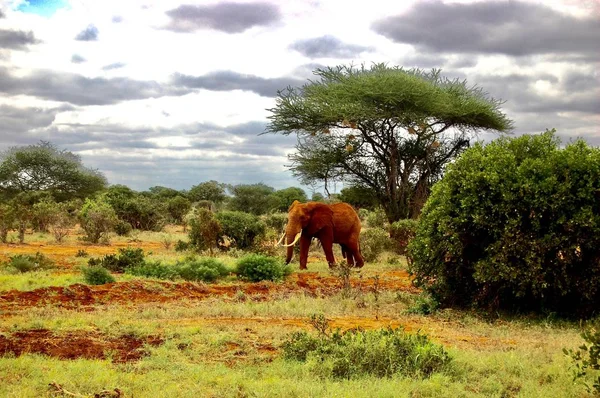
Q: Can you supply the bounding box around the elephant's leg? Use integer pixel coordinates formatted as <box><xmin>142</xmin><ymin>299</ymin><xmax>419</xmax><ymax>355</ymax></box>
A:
<box><xmin>320</xmin><ymin>236</ymin><xmax>336</xmax><ymax>268</ymax></box>
<box><xmin>299</xmin><ymin>235</ymin><xmax>312</xmax><ymax>270</ymax></box>
<box><xmin>341</xmin><ymin>244</ymin><xmax>354</xmax><ymax>266</ymax></box>
<box><xmin>348</xmin><ymin>240</ymin><xmax>364</xmax><ymax>268</ymax></box>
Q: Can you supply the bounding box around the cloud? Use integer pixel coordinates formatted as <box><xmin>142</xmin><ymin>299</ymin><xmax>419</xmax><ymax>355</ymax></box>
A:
<box><xmin>102</xmin><ymin>62</ymin><xmax>126</xmax><ymax>71</ymax></box>
<box><xmin>373</xmin><ymin>1</ymin><xmax>600</xmax><ymax>57</ymax></box>
<box><xmin>75</xmin><ymin>24</ymin><xmax>99</xmax><ymax>41</ymax></box>
<box><xmin>0</xmin><ymin>9</ymin><xmax>5</xmax><ymax>18</ymax></box>
<box><xmin>0</xmin><ymin>104</ymin><xmax>71</xmax><ymax>144</ymax></box>
<box><xmin>0</xmin><ymin>29</ymin><xmax>39</xmax><ymax>50</ymax></box>
<box><xmin>112</xmin><ymin>15</ymin><xmax>123</xmax><ymax>23</ymax></box>
<box><xmin>165</xmin><ymin>2</ymin><xmax>281</xmax><ymax>33</ymax></box>
<box><xmin>0</xmin><ymin>67</ymin><xmax>192</xmax><ymax>105</ymax></box>
<box><xmin>172</xmin><ymin>70</ymin><xmax>304</xmax><ymax>97</ymax></box>
<box><xmin>71</xmin><ymin>54</ymin><xmax>86</xmax><ymax>63</ymax></box>
<box><xmin>290</xmin><ymin>35</ymin><xmax>373</xmax><ymax>58</ymax></box>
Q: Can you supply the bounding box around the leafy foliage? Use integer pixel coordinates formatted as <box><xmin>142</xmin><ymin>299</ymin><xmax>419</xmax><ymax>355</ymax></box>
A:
<box><xmin>359</xmin><ymin>227</ymin><xmax>391</xmax><ymax>262</ymax></box>
<box><xmin>88</xmin><ymin>247</ymin><xmax>145</xmax><ymax>273</ymax></box>
<box><xmin>409</xmin><ymin>130</ymin><xmax>600</xmax><ymax>316</ymax></box>
<box><xmin>187</xmin><ymin>208</ymin><xmax>222</xmax><ymax>253</ymax></box>
<box><xmin>0</xmin><ymin>203</ymin><xmax>15</xmax><ymax>243</ymax></box>
<box><xmin>235</xmin><ymin>254</ymin><xmax>290</xmax><ymax>282</ymax></box>
<box><xmin>176</xmin><ymin>257</ymin><xmax>230</xmax><ymax>282</ymax></box>
<box><xmin>267</xmin><ymin>64</ymin><xmax>512</xmax><ymax>221</ymax></box>
<box><xmin>78</xmin><ymin>198</ymin><xmax>117</xmax><ymax>244</ymax></box>
<box><xmin>104</xmin><ymin>186</ymin><xmax>167</xmax><ymax>231</ymax></box>
<box><xmin>389</xmin><ymin>219</ymin><xmax>419</xmax><ymax>255</ymax></box>
<box><xmin>216</xmin><ymin>211</ymin><xmax>266</xmax><ymax>250</ymax></box>
<box><xmin>365</xmin><ymin>207</ymin><xmax>388</xmax><ymax>228</ymax></box>
<box><xmin>166</xmin><ymin>195</ymin><xmax>191</xmax><ymax>224</ymax></box>
<box><xmin>81</xmin><ymin>265</ymin><xmax>116</xmax><ymax>285</ymax></box>
<box><xmin>188</xmin><ymin>180</ymin><xmax>227</xmax><ymax>204</ymax></box>
<box><xmin>0</xmin><ymin>141</ymin><xmax>106</xmax><ymax>201</ymax></box>
<box><xmin>281</xmin><ymin>325</ymin><xmax>452</xmax><ymax>379</ymax></box>
<box><xmin>126</xmin><ymin>261</ymin><xmax>179</xmax><ymax>280</ymax></box>
<box><xmin>228</xmin><ymin>183</ymin><xmax>279</xmax><ymax>215</ymax></box>
<box><xmin>262</xmin><ymin>212</ymin><xmax>288</xmax><ymax>231</ymax></box>
<box><xmin>3</xmin><ymin>252</ymin><xmax>55</xmax><ymax>273</ymax></box>
<box><xmin>564</xmin><ymin>323</ymin><xmax>600</xmax><ymax>394</ymax></box>
<box><xmin>271</xmin><ymin>187</ymin><xmax>308</xmax><ymax>212</ymax></box>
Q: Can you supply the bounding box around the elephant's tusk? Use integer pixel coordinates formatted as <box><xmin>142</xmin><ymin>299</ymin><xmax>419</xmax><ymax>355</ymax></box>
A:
<box><xmin>276</xmin><ymin>232</ymin><xmax>286</xmax><ymax>246</ymax></box>
<box><xmin>282</xmin><ymin>232</ymin><xmax>302</xmax><ymax>247</ymax></box>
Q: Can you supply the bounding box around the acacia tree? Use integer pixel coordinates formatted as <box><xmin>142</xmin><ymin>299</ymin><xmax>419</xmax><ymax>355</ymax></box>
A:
<box><xmin>0</xmin><ymin>141</ymin><xmax>106</xmax><ymax>201</ymax></box>
<box><xmin>266</xmin><ymin>64</ymin><xmax>513</xmax><ymax>222</ymax></box>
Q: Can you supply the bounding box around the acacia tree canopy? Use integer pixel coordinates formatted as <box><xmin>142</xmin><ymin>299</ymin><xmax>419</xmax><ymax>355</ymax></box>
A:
<box><xmin>266</xmin><ymin>64</ymin><xmax>513</xmax><ymax>222</ymax></box>
<box><xmin>0</xmin><ymin>141</ymin><xmax>107</xmax><ymax>201</ymax></box>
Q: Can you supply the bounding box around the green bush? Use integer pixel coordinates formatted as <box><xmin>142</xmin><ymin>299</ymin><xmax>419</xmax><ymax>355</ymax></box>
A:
<box><xmin>113</xmin><ymin>219</ymin><xmax>132</xmax><ymax>236</ymax></box>
<box><xmin>366</xmin><ymin>207</ymin><xmax>388</xmax><ymax>228</ymax></box>
<box><xmin>4</xmin><ymin>252</ymin><xmax>55</xmax><ymax>273</ymax></box>
<box><xmin>359</xmin><ymin>227</ymin><xmax>391</xmax><ymax>262</ymax></box>
<box><xmin>88</xmin><ymin>247</ymin><xmax>145</xmax><ymax>273</ymax></box>
<box><xmin>409</xmin><ymin>130</ymin><xmax>600</xmax><ymax>316</ymax></box>
<box><xmin>127</xmin><ymin>260</ymin><xmax>179</xmax><ymax>280</ymax></box>
<box><xmin>82</xmin><ymin>265</ymin><xmax>116</xmax><ymax>285</ymax></box>
<box><xmin>357</xmin><ymin>208</ymin><xmax>369</xmax><ymax>221</ymax></box>
<box><xmin>262</xmin><ymin>212</ymin><xmax>288</xmax><ymax>230</ymax></box>
<box><xmin>235</xmin><ymin>254</ymin><xmax>290</xmax><ymax>282</ymax></box>
<box><xmin>176</xmin><ymin>257</ymin><xmax>230</xmax><ymax>282</ymax></box>
<box><xmin>187</xmin><ymin>208</ymin><xmax>222</xmax><ymax>253</ymax></box>
<box><xmin>282</xmin><ymin>327</ymin><xmax>451</xmax><ymax>379</ymax></box>
<box><xmin>78</xmin><ymin>197</ymin><xmax>117</xmax><ymax>244</ymax></box>
<box><xmin>174</xmin><ymin>240</ymin><xmax>190</xmax><ymax>252</ymax></box>
<box><xmin>565</xmin><ymin>322</ymin><xmax>600</xmax><ymax>394</ymax></box>
<box><xmin>389</xmin><ymin>219</ymin><xmax>419</xmax><ymax>255</ymax></box>
<box><xmin>216</xmin><ymin>211</ymin><xmax>266</xmax><ymax>250</ymax></box>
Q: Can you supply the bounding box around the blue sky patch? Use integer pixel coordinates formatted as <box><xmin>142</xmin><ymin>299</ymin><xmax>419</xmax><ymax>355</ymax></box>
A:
<box><xmin>17</xmin><ymin>0</ymin><xmax>69</xmax><ymax>17</ymax></box>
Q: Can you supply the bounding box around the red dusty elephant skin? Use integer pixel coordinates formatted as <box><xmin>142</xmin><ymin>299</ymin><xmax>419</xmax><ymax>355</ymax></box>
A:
<box><xmin>279</xmin><ymin>200</ymin><xmax>364</xmax><ymax>270</ymax></box>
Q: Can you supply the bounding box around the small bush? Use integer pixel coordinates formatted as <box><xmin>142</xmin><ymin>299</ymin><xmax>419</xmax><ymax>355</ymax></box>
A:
<box><xmin>75</xmin><ymin>249</ymin><xmax>88</xmax><ymax>258</ymax></box>
<box><xmin>216</xmin><ymin>211</ymin><xmax>266</xmax><ymax>250</ymax></box>
<box><xmin>174</xmin><ymin>240</ymin><xmax>190</xmax><ymax>252</ymax></box>
<box><xmin>88</xmin><ymin>247</ymin><xmax>145</xmax><ymax>273</ymax></box>
<box><xmin>366</xmin><ymin>207</ymin><xmax>388</xmax><ymax>228</ymax></box>
<box><xmin>78</xmin><ymin>198</ymin><xmax>118</xmax><ymax>244</ymax></box>
<box><xmin>281</xmin><ymin>327</ymin><xmax>452</xmax><ymax>379</ymax></box>
<box><xmin>4</xmin><ymin>252</ymin><xmax>55</xmax><ymax>273</ymax></box>
<box><xmin>236</xmin><ymin>254</ymin><xmax>289</xmax><ymax>282</ymax></box>
<box><xmin>564</xmin><ymin>322</ymin><xmax>600</xmax><ymax>394</ymax></box>
<box><xmin>357</xmin><ymin>208</ymin><xmax>369</xmax><ymax>221</ymax></box>
<box><xmin>359</xmin><ymin>227</ymin><xmax>391</xmax><ymax>262</ymax></box>
<box><xmin>114</xmin><ymin>219</ymin><xmax>132</xmax><ymax>236</ymax></box>
<box><xmin>127</xmin><ymin>260</ymin><xmax>179</xmax><ymax>280</ymax></box>
<box><xmin>82</xmin><ymin>265</ymin><xmax>116</xmax><ymax>285</ymax></box>
<box><xmin>405</xmin><ymin>293</ymin><xmax>440</xmax><ymax>315</ymax></box>
<box><xmin>389</xmin><ymin>219</ymin><xmax>419</xmax><ymax>256</ymax></box>
<box><xmin>176</xmin><ymin>257</ymin><xmax>230</xmax><ymax>282</ymax></box>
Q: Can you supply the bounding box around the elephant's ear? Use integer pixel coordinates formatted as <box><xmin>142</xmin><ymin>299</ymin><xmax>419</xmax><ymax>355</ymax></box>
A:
<box><xmin>288</xmin><ymin>200</ymin><xmax>301</xmax><ymax>212</ymax></box>
<box><xmin>306</xmin><ymin>202</ymin><xmax>334</xmax><ymax>230</ymax></box>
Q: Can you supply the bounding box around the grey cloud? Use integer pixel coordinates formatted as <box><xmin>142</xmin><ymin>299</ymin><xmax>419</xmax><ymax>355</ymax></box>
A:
<box><xmin>290</xmin><ymin>35</ymin><xmax>373</xmax><ymax>58</ymax></box>
<box><xmin>102</xmin><ymin>62</ymin><xmax>126</xmax><ymax>70</ymax></box>
<box><xmin>401</xmin><ymin>53</ymin><xmax>447</xmax><ymax>69</ymax></box>
<box><xmin>75</xmin><ymin>24</ymin><xmax>99</xmax><ymax>41</ymax></box>
<box><xmin>373</xmin><ymin>1</ymin><xmax>600</xmax><ymax>57</ymax></box>
<box><xmin>0</xmin><ymin>10</ymin><xmax>5</xmax><ymax>18</ymax></box>
<box><xmin>0</xmin><ymin>29</ymin><xmax>38</xmax><ymax>50</ymax></box>
<box><xmin>71</xmin><ymin>54</ymin><xmax>86</xmax><ymax>63</ymax></box>
<box><xmin>165</xmin><ymin>2</ymin><xmax>281</xmax><ymax>33</ymax></box>
<box><xmin>172</xmin><ymin>70</ymin><xmax>304</xmax><ymax>97</ymax></box>
<box><xmin>112</xmin><ymin>16</ymin><xmax>123</xmax><ymax>23</ymax></box>
<box><xmin>0</xmin><ymin>67</ymin><xmax>191</xmax><ymax>105</ymax></box>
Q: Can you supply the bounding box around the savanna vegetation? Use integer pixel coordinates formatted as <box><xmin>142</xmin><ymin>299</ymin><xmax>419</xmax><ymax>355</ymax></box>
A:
<box><xmin>0</xmin><ymin>65</ymin><xmax>599</xmax><ymax>397</ymax></box>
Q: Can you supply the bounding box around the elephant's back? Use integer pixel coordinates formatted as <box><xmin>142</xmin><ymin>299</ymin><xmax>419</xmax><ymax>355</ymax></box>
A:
<box><xmin>331</xmin><ymin>203</ymin><xmax>361</xmax><ymax>236</ymax></box>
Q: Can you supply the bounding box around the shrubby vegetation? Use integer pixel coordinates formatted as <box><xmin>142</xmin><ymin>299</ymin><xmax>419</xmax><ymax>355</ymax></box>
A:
<box><xmin>216</xmin><ymin>211</ymin><xmax>266</xmax><ymax>250</ymax></box>
<box><xmin>282</xmin><ymin>319</ymin><xmax>451</xmax><ymax>379</ymax></box>
<box><xmin>359</xmin><ymin>227</ymin><xmax>391</xmax><ymax>262</ymax></box>
<box><xmin>389</xmin><ymin>219</ymin><xmax>419</xmax><ymax>256</ymax></box>
<box><xmin>81</xmin><ymin>265</ymin><xmax>116</xmax><ymax>285</ymax></box>
<box><xmin>78</xmin><ymin>198</ymin><xmax>117</xmax><ymax>244</ymax></box>
<box><xmin>127</xmin><ymin>256</ymin><xmax>230</xmax><ymax>283</ymax></box>
<box><xmin>235</xmin><ymin>254</ymin><xmax>290</xmax><ymax>282</ymax></box>
<box><xmin>410</xmin><ymin>131</ymin><xmax>600</xmax><ymax>316</ymax></box>
<box><xmin>2</xmin><ymin>252</ymin><xmax>55</xmax><ymax>273</ymax></box>
<box><xmin>187</xmin><ymin>208</ymin><xmax>222</xmax><ymax>253</ymax></box>
<box><xmin>565</xmin><ymin>322</ymin><xmax>600</xmax><ymax>394</ymax></box>
<box><xmin>88</xmin><ymin>247</ymin><xmax>145</xmax><ymax>273</ymax></box>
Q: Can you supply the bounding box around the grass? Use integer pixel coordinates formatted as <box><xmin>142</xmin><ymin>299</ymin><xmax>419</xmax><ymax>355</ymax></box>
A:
<box><xmin>0</xmin><ymin>226</ymin><xmax>597</xmax><ymax>396</ymax></box>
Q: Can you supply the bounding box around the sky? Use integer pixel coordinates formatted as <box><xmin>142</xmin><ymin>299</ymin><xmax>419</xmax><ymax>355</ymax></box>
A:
<box><xmin>0</xmin><ymin>0</ymin><xmax>598</xmax><ymax>193</ymax></box>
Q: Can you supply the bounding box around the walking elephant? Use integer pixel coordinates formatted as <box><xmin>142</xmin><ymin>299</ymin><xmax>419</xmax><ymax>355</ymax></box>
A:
<box><xmin>278</xmin><ymin>200</ymin><xmax>364</xmax><ymax>270</ymax></box>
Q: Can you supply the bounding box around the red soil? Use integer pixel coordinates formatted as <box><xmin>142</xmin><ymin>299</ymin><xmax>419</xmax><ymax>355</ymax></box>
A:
<box><xmin>0</xmin><ymin>329</ymin><xmax>163</xmax><ymax>363</ymax></box>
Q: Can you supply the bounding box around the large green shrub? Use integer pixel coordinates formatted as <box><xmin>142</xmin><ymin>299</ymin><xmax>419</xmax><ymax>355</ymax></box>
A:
<box><xmin>282</xmin><ymin>327</ymin><xmax>451</xmax><ymax>379</ymax></box>
<box><xmin>236</xmin><ymin>254</ymin><xmax>289</xmax><ymax>282</ymax></box>
<box><xmin>215</xmin><ymin>211</ymin><xmax>266</xmax><ymax>250</ymax></box>
<box><xmin>409</xmin><ymin>131</ymin><xmax>600</xmax><ymax>316</ymax></box>
<box><xmin>176</xmin><ymin>257</ymin><xmax>230</xmax><ymax>282</ymax></box>
<box><xmin>187</xmin><ymin>208</ymin><xmax>222</xmax><ymax>253</ymax></box>
<box><xmin>565</xmin><ymin>322</ymin><xmax>600</xmax><ymax>394</ymax></box>
<box><xmin>262</xmin><ymin>212</ymin><xmax>288</xmax><ymax>231</ymax></box>
<box><xmin>389</xmin><ymin>219</ymin><xmax>419</xmax><ymax>256</ymax></box>
<box><xmin>78</xmin><ymin>198</ymin><xmax>117</xmax><ymax>244</ymax></box>
<box><xmin>126</xmin><ymin>260</ymin><xmax>179</xmax><ymax>280</ymax></box>
<box><xmin>366</xmin><ymin>207</ymin><xmax>388</xmax><ymax>228</ymax></box>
